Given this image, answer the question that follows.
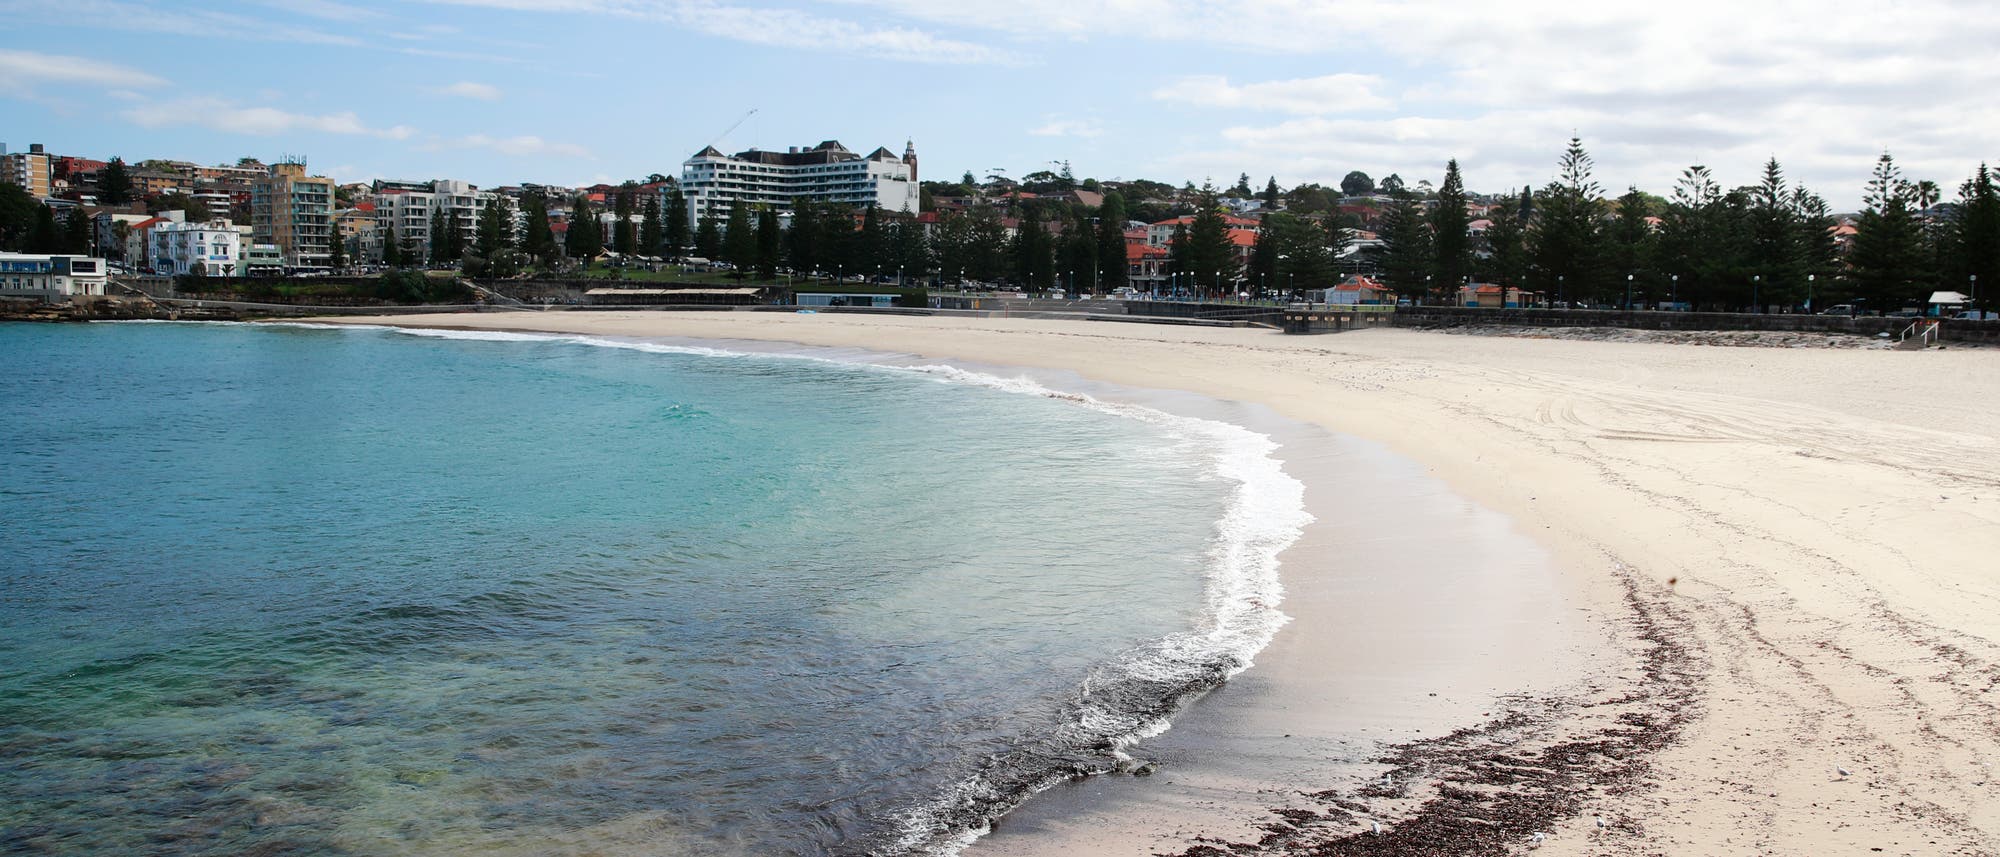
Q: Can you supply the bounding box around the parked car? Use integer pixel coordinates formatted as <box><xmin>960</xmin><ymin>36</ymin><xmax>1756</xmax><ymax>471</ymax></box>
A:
<box><xmin>1954</xmin><ymin>310</ymin><xmax>2000</xmax><ymax>320</ymax></box>
<box><xmin>1819</xmin><ymin>304</ymin><xmax>1857</xmax><ymax>316</ymax></box>
<box><xmin>1887</xmin><ymin>308</ymin><xmax>1925</xmax><ymax>318</ymax></box>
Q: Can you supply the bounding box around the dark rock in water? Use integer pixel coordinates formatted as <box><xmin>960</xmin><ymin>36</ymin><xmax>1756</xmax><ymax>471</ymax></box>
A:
<box><xmin>1133</xmin><ymin>763</ymin><xmax>1157</xmax><ymax>777</ymax></box>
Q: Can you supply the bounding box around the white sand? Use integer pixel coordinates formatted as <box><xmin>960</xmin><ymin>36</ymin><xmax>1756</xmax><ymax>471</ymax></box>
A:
<box><xmin>294</xmin><ymin>312</ymin><xmax>2000</xmax><ymax>854</ymax></box>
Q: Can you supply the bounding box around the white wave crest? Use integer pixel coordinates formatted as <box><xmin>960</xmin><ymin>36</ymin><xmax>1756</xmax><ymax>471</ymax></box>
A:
<box><xmin>301</xmin><ymin>323</ymin><xmax>1312</xmax><ymax>856</ymax></box>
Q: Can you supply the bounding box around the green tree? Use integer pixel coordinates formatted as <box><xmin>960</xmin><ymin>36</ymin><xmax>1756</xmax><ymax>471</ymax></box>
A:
<box><xmin>382</xmin><ymin>222</ymin><xmax>403</xmax><ymax>266</ymax></box>
<box><xmin>0</xmin><ymin>182</ymin><xmax>39</xmax><ymax>250</ymax></box>
<box><xmin>1793</xmin><ymin>187</ymin><xmax>1840</xmax><ymax>310</ymax></box>
<box><xmin>640</xmin><ymin>193</ymin><xmax>663</xmax><ymax>257</ymax></box>
<box><xmin>855</xmin><ymin>206</ymin><xmax>886</xmax><ymax>278</ymax></box>
<box><xmin>62</xmin><ymin>209</ymin><xmax>91</xmax><ymax>254</ymax></box>
<box><xmin>520</xmin><ymin>191</ymin><xmax>553</xmax><ymax>260</ymax></box>
<box><xmin>1254</xmin><ymin>212</ymin><xmax>1336</xmax><ymax>296</ymax></box>
<box><xmin>755</xmin><ymin>207</ymin><xmax>780</xmax><ymax>280</ymax></box>
<box><xmin>28</xmin><ymin>204</ymin><xmax>60</xmax><ymax>253</ymax></box>
<box><xmin>1430</xmin><ymin>159</ymin><xmax>1472</xmax><ymax>302</ymax></box>
<box><xmin>1609</xmin><ymin>187</ymin><xmax>1658</xmax><ymax>308</ymax></box>
<box><xmin>1230</xmin><ymin>172</ymin><xmax>1254</xmax><ymax>197</ymax></box>
<box><xmin>786</xmin><ymin>198</ymin><xmax>822</xmax><ymax>275</ymax></box>
<box><xmin>328</xmin><ymin>221</ymin><xmax>347</xmax><ymax>271</ymax></box>
<box><xmin>1848</xmin><ymin>153</ymin><xmax>1930</xmax><ymax>311</ymax></box>
<box><xmin>1481</xmin><ymin>186</ymin><xmax>1532</xmax><ymax>290</ymax></box>
<box><xmin>567</xmin><ymin>196</ymin><xmax>603</xmax><ymax>264</ymax></box>
<box><xmin>1746</xmin><ymin>158</ymin><xmax>1804</xmax><ymax>309</ymax></box>
<box><xmin>1528</xmin><ymin>137</ymin><xmax>1606</xmax><ymax>305</ymax></box>
<box><xmin>721</xmin><ymin>199</ymin><xmax>754</xmax><ymax>275</ymax></box>
<box><xmin>472</xmin><ymin>196</ymin><xmax>510</xmax><ymax>272</ymax></box>
<box><xmin>1341</xmin><ymin>171</ymin><xmax>1375</xmax><ymax>197</ymax></box>
<box><xmin>1173</xmin><ymin>186</ymin><xmax>1239</xmax><ymax>298</ymax></box>
<box><xmin>446</xmin><ymin>209</ymin><xmax>469</xmax><ymax>262</ymax></box>
<box><xmin>694</xmin><ymin>211</ymin><xmax>721</xmax><ymax>260</ymax></box>
<box><xmin>1951</xmin><ymin>164</ymin><xmax>2000</xmax><ymax>310</ymax></box>
<box><xmin>1012</xmin><ymin>207</ymin><xmax>1055</xmax><ymax>290</ymax></box>
<box><xmin>1261</xmin><ymin>177</ymin><xmax>1282</xmax><ymax>211</ymax></box>
<box><xmin>1374</xmin><ymin>190</ymin><xmax>1433</xmax><ymax>301</ymax></box>
<box><xmin>429</xmin><ymin>206</ymin><xmax>449</xmax><ymax>265</ymax></box>
<box><xmin>665</xmin><ymin>190</ymin><xmax>690</xmax><ymax>257</ymax></box>
<box><xmin>98</xmin><ymin>157</ymin><xmax>136</xmax><ymax>205</ymax></box>
<box><xmin>1055</xmin><ymin>209</ymin><xmax>1097</xmax><ymax>293</ymax></box>
<box><xmin>1093</xmin><ymin>192</ymin><xmax>1129</xmax><ymax>292</ymax></box>
<box><xmin>613</xmin><ymin>184</ymin><xmax>637</xmax><ymax>255</ymax></box>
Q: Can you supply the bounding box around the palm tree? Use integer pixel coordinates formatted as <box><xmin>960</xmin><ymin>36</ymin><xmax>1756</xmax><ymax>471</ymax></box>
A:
<box><xmin>1913</xmin><ymin>180</ymin><xmax>1941</xmax><ymax>212</ymax></box>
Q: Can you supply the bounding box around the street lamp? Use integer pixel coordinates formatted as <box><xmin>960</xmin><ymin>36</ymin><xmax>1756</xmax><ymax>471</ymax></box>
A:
<box><xmin>1752</xmin><ymin>274</ymin><xmax>1761</xmax><ymax>314</ymax></box>
<box><xmin>1972</xmin><ymin>274</ymin><xmax>1979</xmax><ymax>308</ymax></box>
<box><xmin>1558</xmin><ymin>274</ymin><xmax>1565</xmax><ymax>306</ymax></box>
<box><xmin>1671</xmin><ymin>273</ymin><xmax>1678</xmax><ymax>309</ymax></box>
<box><xmin>1808</xmin><ymin>273</ymin><xmax>1816</xmax><ymax>312</ymax></box>
<box><xmin>1626</xmin><ymin>273</ymin><xmax>1634</xmax><ymax>310</ymax></box>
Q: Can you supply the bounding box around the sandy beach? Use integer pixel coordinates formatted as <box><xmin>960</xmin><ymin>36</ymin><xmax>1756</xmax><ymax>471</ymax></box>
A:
<box><xmin>293</xmin><ymin>311</ymin><xmax>2000</xmax><ymax>855</ymax></box>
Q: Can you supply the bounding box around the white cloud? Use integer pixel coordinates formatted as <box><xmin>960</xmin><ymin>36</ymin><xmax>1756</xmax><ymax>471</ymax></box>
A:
<box><xmin>1029</xmin><ymin>117</ymin><xmax>1104</xmax><ymax>138</ymax></box>
<box><xmin>420</xmin><ymin>0</ymin><xmax>1020</xmax><ymax>64</ymax></box>
<box><xmin>252</xmin><ymin>0</ymin><xmax>380</xmax><ymax>21</ymax></box>
<box><xmin>848</xmin><ymin>0</ymin><xmax>2000</xmax><ymax>209</ymax></box>
<box><xmin>3</xmin><ymin>0</ymin><xmax>361</xmax><ymax>46</ymax></box>
<box><xmin>0</xmin><ymin>49</ymin><xmax>167</xmax><ymax>89</ymax></box>
<box><xmin>454</xmin><ymin>134</ymin><xmax>593</xmax><ymax>158</ymax></box>
<box><xmin>432</xmin><ymin>81</ymin><xmax>502</xmax><ymax>100</ymax></box>
<box><xmin>1153</xmin><ymin>74</ymin><xmax>1392</xmax><ymax>115</ymax></box>
<box><xmin>122</xmin><ymin>97</ymin><xmax>416</xmax><ymax>139</ymax></box>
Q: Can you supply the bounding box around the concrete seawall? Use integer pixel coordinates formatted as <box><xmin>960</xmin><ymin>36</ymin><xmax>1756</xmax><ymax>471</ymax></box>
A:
<box><xmin>1393</xmin><ymin>305</ymin><xmax>2000</xmax><ymax>344</ymax></box>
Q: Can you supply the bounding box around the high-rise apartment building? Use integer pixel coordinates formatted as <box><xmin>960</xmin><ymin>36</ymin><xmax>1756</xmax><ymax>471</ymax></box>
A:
<box><xmin>678</xmin><ymin>139</ymin><xmax>919</xmax><ymax>224</ymax></box>
<box><xmin>370</xmin><ymin>179</ymin><xmax>495</xmax><ymax>261</ymax></box>
<box><xmin>251</xmin><ymin>160</ymin><xmax>334</xmax><ymax>271</ymax></box>
<box><xmin>2</xmin><ymin>144</ymin><xmax>53</xmax><ymax>197</ymax></box>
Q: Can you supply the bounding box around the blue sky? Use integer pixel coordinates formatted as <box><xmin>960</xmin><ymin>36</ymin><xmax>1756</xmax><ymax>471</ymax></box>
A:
<box><xmin>3</xmin><ymin>0</ymin><xmax>1996</xmax><ymax>210</ymax></box>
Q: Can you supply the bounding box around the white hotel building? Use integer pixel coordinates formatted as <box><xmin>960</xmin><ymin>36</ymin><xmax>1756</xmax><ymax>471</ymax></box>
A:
<box><xmin>147</xmin><ymin>221</ymin><xmax>245</xmax><ymax>278</ymax></box>
<box><xmin>678</xmin><ymin>139</ymin><xmax>918</xmax><ymax>224</ymax></box>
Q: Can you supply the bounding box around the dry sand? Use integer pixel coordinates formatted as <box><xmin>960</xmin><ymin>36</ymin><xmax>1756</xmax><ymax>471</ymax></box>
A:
<box><xmin>294</xmin><ymin>312</ymin><xmax>2000</xmax><ymax>855</ymax></box>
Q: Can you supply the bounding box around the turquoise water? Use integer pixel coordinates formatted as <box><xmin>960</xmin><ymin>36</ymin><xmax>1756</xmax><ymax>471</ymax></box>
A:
<box><xmin>0</xmin><ymin>321</ymin><xmax>1305</xmax><ymax>856</ymax></box>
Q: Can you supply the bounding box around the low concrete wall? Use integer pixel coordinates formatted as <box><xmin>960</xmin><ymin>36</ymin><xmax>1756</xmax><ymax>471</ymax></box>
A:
<box><xmin>1392</xmin><ymin>306</ymin><xmax>2000</xmax><ymax>343</ymax></box>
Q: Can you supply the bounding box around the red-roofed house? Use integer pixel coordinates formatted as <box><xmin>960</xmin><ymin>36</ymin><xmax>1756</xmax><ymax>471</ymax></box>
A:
<box><xmin>1126</xmin><ymin>241</ymin><xmax>1169</xmax><ymax>290</ymax></box>
<box><xmin>1324</xmin><ymin>275</ymin><xmax>1394</xmax><ymax>305</ymax></box>
<box><xmin>1457</xmin><ymin>281</ymin><xmax>1536</xmax><ymax>308</ymax></box>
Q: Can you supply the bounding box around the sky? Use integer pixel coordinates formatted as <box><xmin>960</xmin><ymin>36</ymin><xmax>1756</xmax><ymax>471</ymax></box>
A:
<box><xmin>2</xmin><ymin>0</ymin><xmax>1997</xmax><ymax>211</ymax></box>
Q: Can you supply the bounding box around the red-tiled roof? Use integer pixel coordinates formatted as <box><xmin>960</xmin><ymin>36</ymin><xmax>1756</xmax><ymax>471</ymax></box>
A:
<box><xmin>355</xmin><ymin>201</ymin><xmax>376</xmax><ymax>211</ymax></box>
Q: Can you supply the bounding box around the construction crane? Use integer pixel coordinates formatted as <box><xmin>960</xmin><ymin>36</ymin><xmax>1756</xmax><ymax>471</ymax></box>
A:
<box><xmin>705</xmin><ymin>108</ymin><xmax>757</xmax><ymax>151</ymax></box>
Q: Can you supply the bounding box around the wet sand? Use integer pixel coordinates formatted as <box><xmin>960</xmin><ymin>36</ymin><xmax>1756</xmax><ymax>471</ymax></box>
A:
<box><xmin>289</xmin><ymin>312</ymin><xmax>2000</xmax><ymax>856</ymax></box>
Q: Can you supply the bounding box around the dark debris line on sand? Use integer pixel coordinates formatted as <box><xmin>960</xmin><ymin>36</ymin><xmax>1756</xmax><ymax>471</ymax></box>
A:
<box><xmin>1169</xmin><ymin>575</ymin><xmax>1702</xmax><ymax>857</ymax></box>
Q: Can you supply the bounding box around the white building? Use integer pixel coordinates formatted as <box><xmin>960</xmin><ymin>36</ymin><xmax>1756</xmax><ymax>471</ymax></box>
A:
<box><xmin>678</xmin><ymin>139</ymin><xmax>918</xmax><ymax>225</ymax></box>
<box><xmin>371</xmin><ymin>179</ymin><xmax>494</xmax><ymax>261</ymax></box>
<box><xmin>147</xmin><ymin>220</ymin><xmax>244</xmax><ymax>277</ymax></box>
<box><xmin>0</xmin><ymin>253</ymin><xmax>108</xmax><ymax>300</ymax></box>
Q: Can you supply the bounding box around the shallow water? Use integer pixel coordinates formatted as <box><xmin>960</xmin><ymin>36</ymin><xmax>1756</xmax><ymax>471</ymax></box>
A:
<box><xmin>0</xmin><ymin>322</ymin><xmax>1304</xmax><ymax>855</ymax></box>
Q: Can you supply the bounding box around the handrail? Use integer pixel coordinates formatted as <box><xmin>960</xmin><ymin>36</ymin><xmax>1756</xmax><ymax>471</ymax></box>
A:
<box><xmin>1899</xmin><ymin>320</ymin><xmax>1940</xmax><ymax>347</ymax></box>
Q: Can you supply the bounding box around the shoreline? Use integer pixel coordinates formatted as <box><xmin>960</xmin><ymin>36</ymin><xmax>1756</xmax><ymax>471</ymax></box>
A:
<box><xmin>282</xmin><ymin>312</ymin><xmax>2000</xmax><ymax>855</ymax></box>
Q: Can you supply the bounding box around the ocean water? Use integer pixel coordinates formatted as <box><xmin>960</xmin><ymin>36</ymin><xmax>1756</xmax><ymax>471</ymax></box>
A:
<box><xmin>0</xmin><ymin>321</ymin><xmax>1306</xmax><ymax>856</ymax></box>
